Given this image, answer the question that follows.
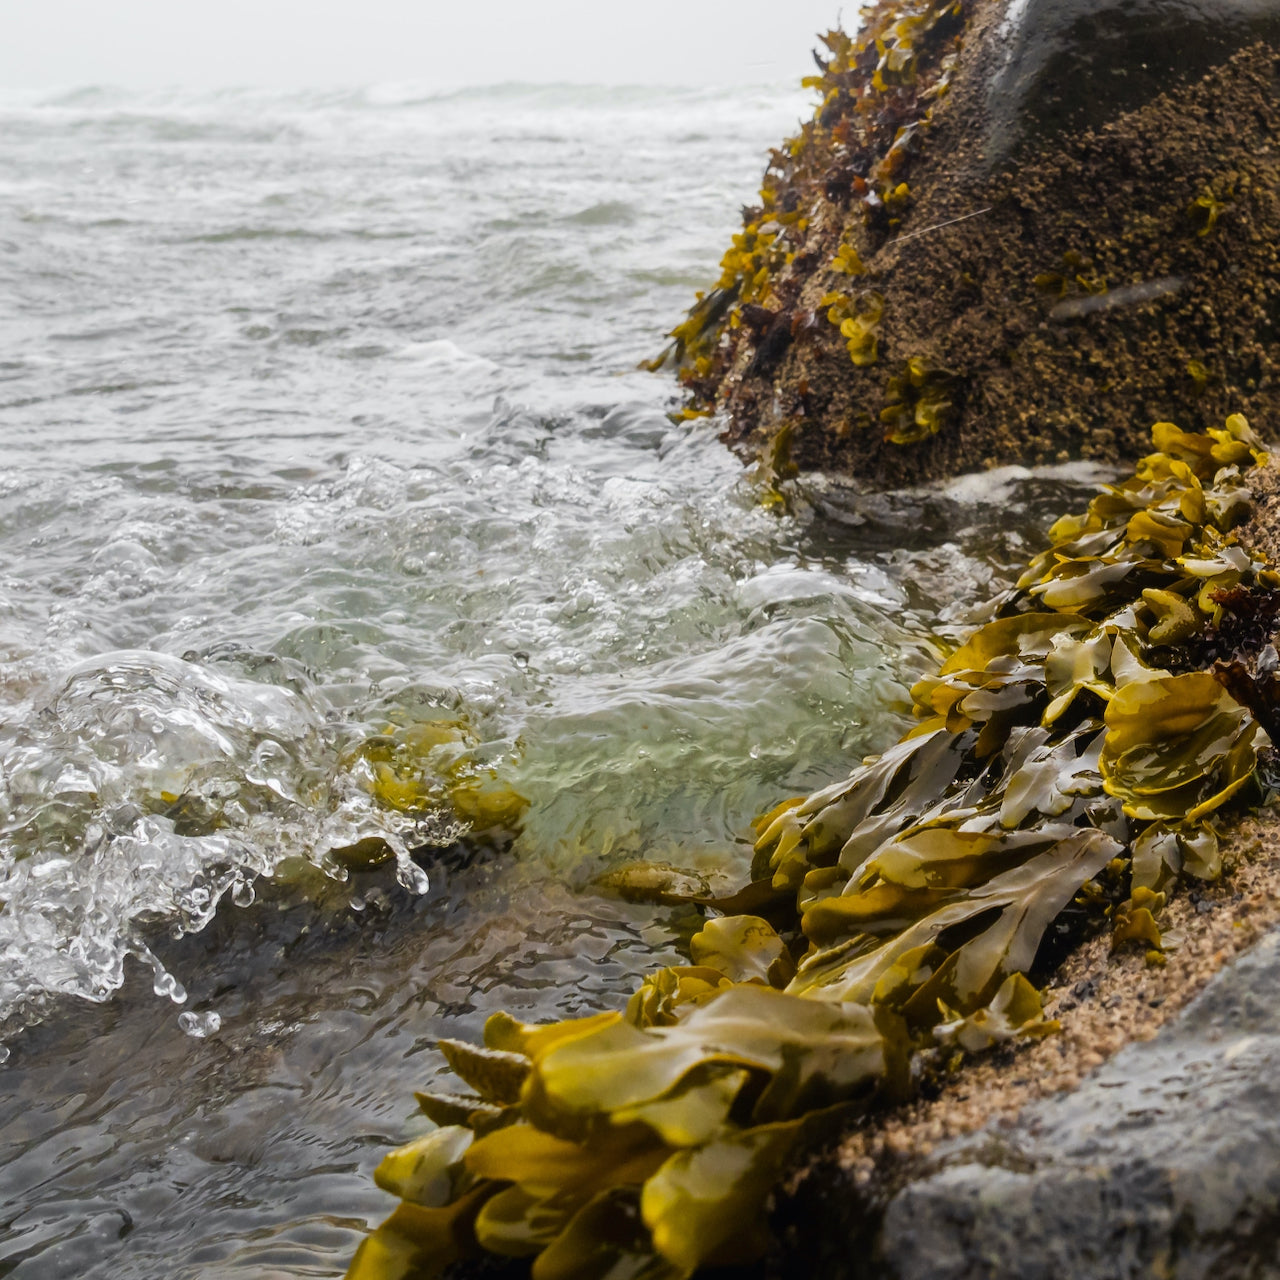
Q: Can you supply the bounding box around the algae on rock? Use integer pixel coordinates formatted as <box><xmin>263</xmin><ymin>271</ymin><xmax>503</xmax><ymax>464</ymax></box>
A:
<box><xmin>656</xmin><ymin>0</ymin><xmax>1280</xmax><ymax>489</ymax></box>
<box><xmin>346</xmin><ymin>415</ymin><xmax>1279</xmax><ymax>1280</ymax></box>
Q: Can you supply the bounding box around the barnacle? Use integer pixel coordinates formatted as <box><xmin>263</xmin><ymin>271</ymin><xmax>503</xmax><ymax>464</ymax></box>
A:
<box><xmin>351</xmin><ymin>417</ymin><xmax>1275</xmax><ymax>1280</ymax></box>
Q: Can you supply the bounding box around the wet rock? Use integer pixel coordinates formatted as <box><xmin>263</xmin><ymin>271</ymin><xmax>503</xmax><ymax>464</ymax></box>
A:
<box><xmin>681</xmin><ymin>0</ymin><xmax>1280</xmax><ymax>487</ymax></box>
<box><xmin>876</xmin><ymin>927</ymin><xmax>1280</xmax><ymax>1279</ymax></box>
<box><xmin>984</xmin><ymin>0</ymin><xmax>1280</xmax><ymax>162</ymax></box>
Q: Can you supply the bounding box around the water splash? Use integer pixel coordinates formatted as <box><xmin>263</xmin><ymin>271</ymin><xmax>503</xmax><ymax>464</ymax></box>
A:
<box><xmin>0</xmin><ymin>650</ymin><xmax>445</xmax><ymax>1034</ymax></box>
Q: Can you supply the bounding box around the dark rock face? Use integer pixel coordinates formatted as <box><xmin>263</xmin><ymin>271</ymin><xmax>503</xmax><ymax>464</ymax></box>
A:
<box><xmin>985</xmin><ymin>0</ymin><xmax>1280</xmax><ymax>161</ymax></box>
<box><xmin>876</xmin><ymin>929</ymin><xmax>1280</xmax><ymax>1280</ymax></box>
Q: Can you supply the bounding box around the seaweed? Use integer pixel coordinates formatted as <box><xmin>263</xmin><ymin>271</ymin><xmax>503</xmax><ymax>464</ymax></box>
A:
<box><xmin>349</xmin><ymin>416</ymin><xmax>1276</xmax><ymax>1280</ymax></box>
<box><xmin>879</xmin><ymin>358</ymin><xmax>959</xmax><ymax>444</ymax></box>
<box><xmin>338</xmin><ymin>718</ymin><xmax>527</xmax><ymax>867</ymax></box>
<box><xmin>646</xmin><ymin>1</ymin><xmax>971</xmax><ymax>420</ymax></box>
<box><xmin>831</xmin><ymin>292</ymin><xmax>885</xmax><ymax>368</ymax></box>
<box><xmin>1188</xmin><ymin>184</ymin><xmax>1229</xmax><ymax>237</ymax></box>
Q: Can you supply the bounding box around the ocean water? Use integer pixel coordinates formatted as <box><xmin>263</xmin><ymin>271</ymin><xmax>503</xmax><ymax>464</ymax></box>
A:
<box><xmin>0</xmin><ymin>82</ymin><xmax>1107</xmax><ymax>1277</ymax></box>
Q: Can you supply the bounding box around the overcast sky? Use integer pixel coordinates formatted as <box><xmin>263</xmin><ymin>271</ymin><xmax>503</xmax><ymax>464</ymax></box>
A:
<box><xmin>2</xmin><ymin>1</ymin><xmax>853</xmax><ymax>92</ymax></box>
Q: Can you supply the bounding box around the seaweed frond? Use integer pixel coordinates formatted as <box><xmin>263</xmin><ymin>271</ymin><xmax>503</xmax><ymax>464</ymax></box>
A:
<box><xmin>349</xmin><ymin>415</ymin><xmax>1276</xmax><ymax>1280</ymax></box>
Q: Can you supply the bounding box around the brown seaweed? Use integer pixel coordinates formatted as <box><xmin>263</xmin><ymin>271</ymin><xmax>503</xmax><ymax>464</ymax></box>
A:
<box><xmin>348</xmin><ymin>416</ymin><xmax>1274</xmax><ymax>1280</ymax></box>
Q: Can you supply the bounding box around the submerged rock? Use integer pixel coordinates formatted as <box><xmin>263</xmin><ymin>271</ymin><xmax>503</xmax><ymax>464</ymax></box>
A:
<box><xmin>668</xmin><ymin>0</ymin><xmax>1280</xmax><ymax>487</ymax></box>
<box><xmin>876</xmin><ymin>925</ymin><xmax>1280</xmax><ymax>1279</ymax></box>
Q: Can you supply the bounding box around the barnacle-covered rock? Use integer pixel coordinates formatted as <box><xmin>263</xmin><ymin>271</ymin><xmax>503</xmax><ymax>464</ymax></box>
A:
<box><xmin>982</xmin><ymin>0</ymin><xmax>1280</xmax><ymax>164</ymax></box>
<box><xmin>348</xmin><ymin>418</ymin><xmax>1280</xmax><ymax>1280</ymax></box>
<box><xmin>658</xmin><ymin>0</ymin><xmax>1280</xmax><ymax>488</ymax></box>
<box><xmin>877</xmin><ymin>927</ymin><xmax>1280</xmax><ymax>1280</ymax></box>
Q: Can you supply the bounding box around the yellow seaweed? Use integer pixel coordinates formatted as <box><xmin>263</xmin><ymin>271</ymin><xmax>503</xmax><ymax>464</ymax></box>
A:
<box><xmin>352</xmin><ymin>415</ymin><xmax>1276</xmax><ymax>1280</ymax></box>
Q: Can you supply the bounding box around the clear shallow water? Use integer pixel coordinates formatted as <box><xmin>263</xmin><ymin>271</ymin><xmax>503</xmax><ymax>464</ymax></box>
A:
<box><xmin>0</xmin><ymin>81</ymin><xmax>1108</xmax><ymax>1276</ymax></box>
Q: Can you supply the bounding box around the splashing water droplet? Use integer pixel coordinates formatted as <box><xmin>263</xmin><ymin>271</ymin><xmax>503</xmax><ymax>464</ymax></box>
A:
<box><xmin>178</xmin><ymin>1010</ymin><xmax>221</xmax><ymax>1039</ymax></box>
<box><xmin>394</xmin><ymin>854</ymin><xmax>430</xmax><ymax>896</ymax></box>
<box><xmin>232</xmin><ymin>878</ymin><xmax>255</xmax><ymax>908</ymax></box>
<box><xmin>137</xmin><ymin>944</ymin><xmax>187</xmax><ymax>1004</ymax></box>
<box><xmin>155</xmin><ymin>971</ymin><xmax>187</xmax><ymax>1004</ymax></box>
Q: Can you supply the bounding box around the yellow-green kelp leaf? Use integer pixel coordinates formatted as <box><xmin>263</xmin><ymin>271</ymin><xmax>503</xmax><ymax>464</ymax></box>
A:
<box><xmin>688</xmin><ymin>915</ymin><xmax>795</xmax><ymax>987</ymax></box>
<box><xmin>610</xmin><ymin>1065</ymin><xmax>751</xmax><ymax>1148</ymax></box>
<box><xmin>413</xmin><ymin>1090</ymin><xmax>508</xmax><ymax>1136</ymax></box>
<box><xmin>880</xmin><ymin>359</ymin><xmax>960</xmax><ymax>446</ymax></box>
<box><xmin>346</xmin><ymin>1185</ymin><xmax>496</xmax><ymax>1280</ymax></box>
<box><xmin>351</xmin><ymin>415</ymin><xmax>1277</xmax><ymax>1280</ymax></box>
<box><xmin>1112</xmin><ymin>892</ymin><xmax>1165</xmax><ymax>952</ymax></box>
<box><xmin>533</xmin><ymin>1187</ymin><xmax>685</xmax><ymax>1280</ymax></box>
<box><xmin>339</xmin><ymin>716</ymin><xmax>528</xmax><ymax>860</ymax></box>
<box><xmin>1101</xmin><ymin>671</ymin><xmax>1262</xmax><ymax>818</ymax></box>
<box><xmin>593</xmin><ymin>862</ymin><xmax>711</xmax><ymax>906</ymax></box>
<box><xmin>485</xmin><ymin>1009</ymin><xmax>620</xmax><ymax>1060</ymax></box>
<box><xmin>437</xmin><ymin>1039</ymin><xmax>531</xmax><ymax>1105</ymax></box>
<box><xmin>1142</xmin><ymin>586</ymin><xmax>1200</xmax><ymax>644</ymax></box>
<box><xmin>374</xmin><ymin>1125</ymin><xmax>473</xmax><ymax>1207</ymax></box>
<box><xmin>934</xmin><ymin>972</ymin><xmax>1058</xmax><ymax>1052</ymax></box>
<box><xmin>522</xmin><ymin>984</ymin><xmax>897</xmax><ymax>1135</ymax></box>
<box><xmin>626</xmin><ymin>967</ymin><xmax>734</xmax><ymax>1029</ymax></box>
<box><xmin>794</xmin><ymin>828</ymin><xmax>1122</xmax><ymax>1012</ymax></box>
<box><xmin>473</xmin><ymin>1184</ymin><xmax>573</xmax><ymax>1258</ymax></box>
<box><xmin>465</xmin><ymin>1124</ymin><xmax>669</xmax><ymax>1202</ymax></box>
<box><xmin>640</xmin><ymin>1116</ymin><xmax>823</xmax><ymax>1272</ymax></box>
<box><xmin>939</xmin><ymin>613</ymin><xmax>1090</xmax><ymax>675</ymax></box>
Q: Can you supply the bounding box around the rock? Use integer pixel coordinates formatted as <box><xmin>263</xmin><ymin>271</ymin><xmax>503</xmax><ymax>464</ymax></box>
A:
<box><xmin>984</xmin><ymin>0</ymin><xmax>1280</xmax><ymax>162</ymax></box>
<box><xmin>876</xmin><ymin>927</ymin><xmax>1280</xmax><ymax>1279</ymax></box>
<box><xmin>676</xmin><ymin>0</ymin><xmax>1280</xmax><ymax>487</ymax></box>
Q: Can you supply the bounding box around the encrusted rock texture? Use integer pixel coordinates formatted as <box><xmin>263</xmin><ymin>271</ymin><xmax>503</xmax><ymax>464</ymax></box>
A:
<box><xmin>687</xmin><ymin>0</ymin><xmax>1280</xmax><ymax>488</ymax></box>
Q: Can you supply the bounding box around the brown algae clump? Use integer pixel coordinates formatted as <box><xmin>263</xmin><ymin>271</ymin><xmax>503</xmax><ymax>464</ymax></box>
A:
<box><xmin>348</xmin><ymin>416</ymin><xmax>1277</xmax><ymax>1280</ymax></box>
<box><xmin>644</xmin><ymin>3</ymin><xmax>968</xmax><ymax>412</ymax></box>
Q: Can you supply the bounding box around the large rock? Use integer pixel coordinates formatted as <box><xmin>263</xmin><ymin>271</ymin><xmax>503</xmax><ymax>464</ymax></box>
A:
<box><xmin>681</xmin><ymin>0</ymin><xmax>1280</xmax><ymax>487</ymax></box>
<box><xmin>876</xmin><ymin>927</ymin><xmax>1280</xmax><ymax>1279</ymax></box>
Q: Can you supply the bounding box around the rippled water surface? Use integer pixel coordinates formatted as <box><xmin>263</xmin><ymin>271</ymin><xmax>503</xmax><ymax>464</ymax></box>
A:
<box><xmin>0</xmin><ymin>82</ymin><xmax>1108</xmax><ymax>1276</ymax></box>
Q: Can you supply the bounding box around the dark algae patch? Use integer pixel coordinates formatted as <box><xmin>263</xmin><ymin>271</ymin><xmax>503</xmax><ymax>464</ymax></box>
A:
<box><xmin>346</xmin><ymin>416</ymin><xmax>1280</xmax><ymax>1280</ymax></box>
<box><xmin>653</xmin><ymin>0</ymin><xmax>1280</xmax><ymax>488</ymax></box>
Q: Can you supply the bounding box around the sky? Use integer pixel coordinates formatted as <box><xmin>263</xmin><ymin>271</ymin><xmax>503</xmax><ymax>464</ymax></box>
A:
<box><xmin>1</xmin><ymin>1</ymin><xmax>854</xmax><ymax>92</ymax></box>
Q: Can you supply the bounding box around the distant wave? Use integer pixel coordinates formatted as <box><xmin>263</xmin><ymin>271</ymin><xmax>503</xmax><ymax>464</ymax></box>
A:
<box><xmin>0</xmin><ymin>78</ymin><xmax>798</xmax><ymax>117</ymax></box>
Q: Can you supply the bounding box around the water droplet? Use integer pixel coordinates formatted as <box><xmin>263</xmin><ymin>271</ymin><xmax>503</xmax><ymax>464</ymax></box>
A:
<box><xmin>155</xmin><ymin>971</ymin><xmax>187</xmax><ymax>1003</ymax></box>
<box><xmin>0</xmin><ymin>1045</ymin><xmax>10</xmax><ymax>1065</ymax></box>
<box><xmin>513</xmin><ymin>651</ymin><xmax>530</xmax><ymax>668</ymax></box>
<box><xmin>232</xmin><ymin>878</ymin><xmax>255</xmax><ymax>908</ymax></box>
<box><xmin>178</xmin><ymin>1010</ymin><xmax>221</xmax><ymax>1039</ymax></box>
<box><xmin>395</xmin><ymin>855</ymin><xmax>430</xmax><ymax>896</ymax></box>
